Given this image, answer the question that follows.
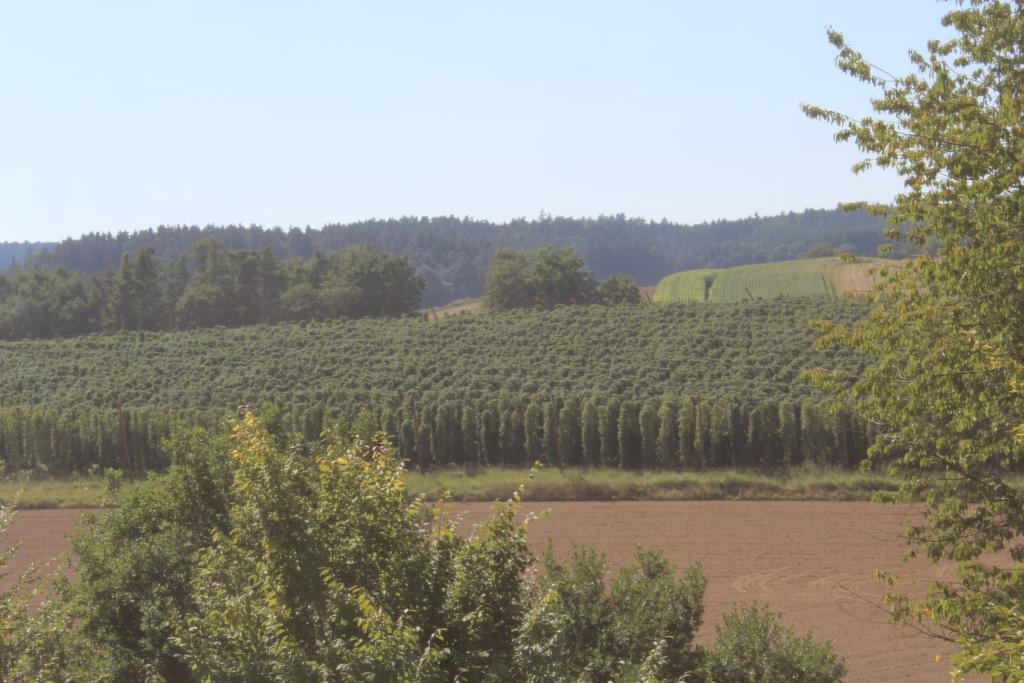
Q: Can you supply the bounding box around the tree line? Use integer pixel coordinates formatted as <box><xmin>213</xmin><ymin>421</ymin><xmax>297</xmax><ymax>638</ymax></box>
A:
<box><xmin>0</xmin><ymin>240</ymin><xmax>424</xmax><ymax>340</ymax></box>
<box><xmin>0</xmin><ymin>395</ymin><xmax>871</xmax><ymax>476</ymax></box>
<box><xmin>4</xmin><ymin>208</ymin><xmax>893</xmax><ymax>305</ymax></box>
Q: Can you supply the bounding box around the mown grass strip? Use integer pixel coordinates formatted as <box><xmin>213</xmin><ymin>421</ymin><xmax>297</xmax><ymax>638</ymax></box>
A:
<box><xmin>13</xmin><ymin>465</ymin><xmax>1019</xmax><ymax>508</ymax></box>
<box><xmin>0</xmin><ymin>476</ymin><xmax>111</xmax><ymax>509</ymax></box>
<box><xmin>404</xmin><ymin>464</ymin><xmax>905</xmax><ymax>502</ymax></box>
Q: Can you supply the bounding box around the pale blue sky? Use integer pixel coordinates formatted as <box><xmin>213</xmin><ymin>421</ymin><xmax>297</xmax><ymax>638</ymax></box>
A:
<box><xmin>0</xmin><ymin>1</ymin><xmax>952</xmax><ymax>242</ymax></box>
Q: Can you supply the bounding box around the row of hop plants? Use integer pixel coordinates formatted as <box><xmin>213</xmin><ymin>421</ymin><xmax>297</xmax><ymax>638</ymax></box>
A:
<box><xmin>391</xmin><ymin>396</ymin><xmax>871</xmax><ymax>472</ymax></box>
<box><xmin>0</xmin><ymin>405</ymin><xmax>224</xmax><ymax>475</ymax></box>
<box><xmin>0</xmin><ymin>395</ymin><xmax>872</xmax><ymax>476</ymax></box>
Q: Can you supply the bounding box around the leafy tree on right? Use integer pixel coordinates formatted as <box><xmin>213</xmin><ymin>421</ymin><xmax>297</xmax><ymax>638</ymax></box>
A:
<box><xmin>804</xmin><ymin>1</ymin><xmax>1024</xmax><ymax>677</ymax></box>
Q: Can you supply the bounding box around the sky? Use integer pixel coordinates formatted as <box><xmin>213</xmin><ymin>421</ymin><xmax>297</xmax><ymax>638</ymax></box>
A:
<box><xmin>0</xmin><ymin>1</ymin><xmax>954</xmax><ymax>243</ymax></box>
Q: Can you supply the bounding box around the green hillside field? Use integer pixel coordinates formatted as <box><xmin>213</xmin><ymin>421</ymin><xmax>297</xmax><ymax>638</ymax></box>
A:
<box><xmin>653</xmin><ymin>257</ymin><xmax>894</xmax><ymax>303</ymax></box>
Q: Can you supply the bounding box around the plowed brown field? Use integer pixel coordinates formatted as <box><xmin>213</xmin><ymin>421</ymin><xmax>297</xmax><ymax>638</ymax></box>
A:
<box><xmin>454</xmin><ymin>500</ymin><xmax>962</xmax><ymax>682</ymax></box>
<box><xmin>2</xmin><ymin>502</ymin><xmax>970</xmax><ymax>682</ymax></box>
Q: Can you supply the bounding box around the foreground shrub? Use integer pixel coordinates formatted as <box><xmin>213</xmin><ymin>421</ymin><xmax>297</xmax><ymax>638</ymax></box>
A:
<box><xmin>69</xmin><ymin>426</ymin><xmax>234</xmax><ymax>680</ymax></box>
<box><xmin>174</xmin><ymin>413</ymin><xmax>531</xmax><ymax>680</ymax></box>
<box><xmin>516</xmin><ymin>546</ymin><xmax>706</xmax><ymax>681</ymax></box>
<box><xmin>702</xmin><ymin>604</ymin><xmax>846</xmax><ymax>682</ymax></box>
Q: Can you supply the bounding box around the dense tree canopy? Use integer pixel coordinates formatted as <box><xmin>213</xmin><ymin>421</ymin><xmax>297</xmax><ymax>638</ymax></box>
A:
<box><xmin>0</xmin><ymin>241</ymin><xmax>425</xmax><ymax>340</ymax></box>
<box><xmin>483</xmin><ymin>246</ymin><xmax>640</xmax><ymax>310</ymax></box>
<box><xmin>804</xmin><ymin>0</ymin><xmax>1024</xmax><ymax>676</ymax></box>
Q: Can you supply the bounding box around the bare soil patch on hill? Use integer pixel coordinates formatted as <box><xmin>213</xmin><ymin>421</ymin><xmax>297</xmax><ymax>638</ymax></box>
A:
<box><xmin>424</xmin><ymin>297</ymin><xmax>484</xmax><ymax>319</ymax></box>
<box><xmin>825</xmin><ymin>259</ymin><xmax>901</xmax><ymax>295</ymax></box>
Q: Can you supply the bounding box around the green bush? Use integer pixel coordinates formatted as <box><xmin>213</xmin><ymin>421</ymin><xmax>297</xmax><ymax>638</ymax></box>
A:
<box><xmin>69</xmin><ymin>426</ymin><xmax>234</xmax><ymax>680</ymax></box>
<box><xmin>516</xmin><ymin>545</ymin><xmax>706</xmax><ymax>681</ymax></box>
<box><xmin>702</xmin><ymin>604</ymin><xmax>846</xmax><ymax>682</ymax></box>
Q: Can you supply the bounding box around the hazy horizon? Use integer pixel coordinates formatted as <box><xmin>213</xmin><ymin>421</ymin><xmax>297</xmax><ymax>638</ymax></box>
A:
<box><xmin>1</xmin><ymin>1</ymin><xmax>952</xmax><ymax>243</ymax></box>
<box><xmin>0</xmin><ymin>203</ymin><xmax>877</xmax><ymax>245</ymax></box>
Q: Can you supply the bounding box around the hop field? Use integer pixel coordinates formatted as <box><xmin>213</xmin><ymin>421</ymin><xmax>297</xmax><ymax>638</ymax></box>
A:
<box><xmin>0</xmin><ymin>298</ymin><xmax>872</xmax><ymax>475</ymax></box>
<box><xmin>0</xmin><ymin>299</ymin><xmax>867</xmax><ymax>410</ymax></box>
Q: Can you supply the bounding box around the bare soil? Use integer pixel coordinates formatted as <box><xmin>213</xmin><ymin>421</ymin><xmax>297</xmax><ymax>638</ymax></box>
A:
<box><xmin>0</xmin><ymin>508</ymin><xmax>84</xmax><ymax>604</ymax></box>
<box><xmin>451</xmin><ymin>500</ymin><xmax>963</xmax><ymax>682</ymax></box>
<box><xmin>825</xmin><ymin>259</ymin><xmax>899</xmax><ymax>295</ymax></box>
<box><xmin>425</xmin><ymin>297</ymin><xmax>484</xmax><ymax>320</ymax></box>
<box><xmin>2</xmin><ymin>502</ymin><xmax>968</xmax><ymax>681</ymax></box>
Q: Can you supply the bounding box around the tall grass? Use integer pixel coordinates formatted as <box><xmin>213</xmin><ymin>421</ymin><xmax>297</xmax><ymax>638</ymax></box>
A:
<box><xmin>0</xmin><ymin>475</ymin><xmax>110</xmax><ymax>509</ymax></box>
<box><xmin>12</xmin><ymin>465</ymin><xmax>1021</xmax><ymax>508</ymax></box>
<box><xmin>404</xmin><ymin>464</ymin><xmax>903</xmax><ymax>502</ymax></box>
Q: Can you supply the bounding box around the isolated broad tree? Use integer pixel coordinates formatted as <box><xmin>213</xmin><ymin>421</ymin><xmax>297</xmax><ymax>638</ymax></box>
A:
<box><xmin>483</xmin><ymin>249</ymin><xmax>535</xmax><ymax>311</ymax></box>
<box><xmin>528</xmin><ymin>246</ymin><xmax>597</xmax><ymax>307</ymax></box>
<box><xmin>483</xmin><ymin>246</ymin><xmax>639</xmax><ymax>310</ymax></box>
<box><xmin>804</xmin><ymin>0</ymin><xmax>1024</xmax><ymax>676</ymax></box>
<box><xmin>596</xmin><ymin>273</ymin><xmax>642</xmax><ymax>304</ymax></box>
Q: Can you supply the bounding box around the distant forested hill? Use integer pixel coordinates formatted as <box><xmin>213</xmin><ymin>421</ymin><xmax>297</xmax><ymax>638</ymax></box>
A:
<box><xmin>2</xmin><ymin>208</ymin><xmax>890</xmax><ymax>305</ymax></box>
<box><xmin>0</xmin><ymin>242</ymin><xmax>50</xmax><ymax>268</ymax></box>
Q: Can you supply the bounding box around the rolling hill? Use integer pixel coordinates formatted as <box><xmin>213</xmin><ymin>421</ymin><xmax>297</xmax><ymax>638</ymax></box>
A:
<box><xmin>652</xmin><ymin>257</ymin><xmax>897</xmax><ymax>303</ymax></box>
<box><xmin>2</xmin><ymin>208</ymin><xmax>892</xmax><ymax>306</ymax></box>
